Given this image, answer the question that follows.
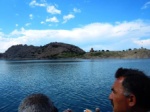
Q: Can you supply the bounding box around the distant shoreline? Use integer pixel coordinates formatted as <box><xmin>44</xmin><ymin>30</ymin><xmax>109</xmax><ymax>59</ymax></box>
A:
<box><xmin>83</xmin><ymin>48</ymin><xmax>150</xmax><ymax>59</ymax></box>
<box><xmin>0</xmin><ymin>42</ymin><xmax>150</xmax><ymax>60</ymax></box>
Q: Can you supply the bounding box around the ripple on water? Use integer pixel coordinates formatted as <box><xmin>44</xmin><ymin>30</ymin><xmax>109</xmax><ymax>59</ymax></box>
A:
<box><xmin>1</xmin><ymin>59</ymin><xmax>150</xmax><ymax>112</ymax></box>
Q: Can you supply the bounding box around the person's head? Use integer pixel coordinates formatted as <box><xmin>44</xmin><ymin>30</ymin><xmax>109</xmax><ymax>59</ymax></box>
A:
<box><xmin>18</xmin><ymin>93</ymin><xmax>58</xmax><ymax>112</ymax></box>
<box><xmin>109</xmin><ymin>67</ymin><xmax>150</xmax><ymax>112</ymax></box>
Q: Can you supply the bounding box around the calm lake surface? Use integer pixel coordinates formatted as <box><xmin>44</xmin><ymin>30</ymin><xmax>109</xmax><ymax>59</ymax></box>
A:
<box><xmin>0</xmin><ymin>59</ymin><xmax>150</xmax><ymax>112</ymax></box>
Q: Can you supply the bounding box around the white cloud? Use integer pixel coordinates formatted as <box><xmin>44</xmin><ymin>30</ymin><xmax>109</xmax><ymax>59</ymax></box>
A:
<box><xmin>46</xmin><ymin>17</ymin><xmax>59</xmax><ymax>23</ymax></box>
<box><xmin>29</xmin><ymin>14</ymin><xmax>33</xmax><ymax>19</ymax></box>
<box><xmin>47</xmin><ymin>5</ymin><xmax>61</xmax><ymax>14</ymax></box>
<box><xmin>41</xmin><ymin>21</ymin><xmax>45</xmax><ymax>24</ymax></box>
<box><xmin>29</xmin><ymin>0</ymin><xmax>46</xmax><ymax>7</ymax></box>
<box><xmin>0</xmin><ymin>39</ymin><xmax>20</xmax><ymax>53</ymax></box>
<box><xmin>0</xmin><ymin>32</ymin><xmax>5</xmax><ymax>37</ymax></box>
<box><xmin>25</xmin><ymin>23</ymin><xmax>31</xmax><ymax>27</ymax></box>
<box><xmin>141</xmin><ymin>1</ymin><xmax>150</xmax><ymax>9</ymax></box>
<box><xmin>134</xmin><ymin>39</ymin><xmax>150</xmax><ymax>46</ymax></box>
<box><xmin>29</xmin><ymin>0</ymin><xmax>61</xmax><ymax>15</ymax></box>
<box><xmin>73</xmin><ymin>8</ymin><xmax>81</xmax><ymax>13</ymax></box>
<box><xmin>0</xmin><ymin>19</ymin><xmax>150</xmax><ymax>53</ymax></box>
<box><xmin>0</xmin><ymin>31</ymin><xmax>22</xmax><ymax>52</ymax></box>
<box><xmin>63</xmin><ymin>14</ymin><xmax>75</xmax><ymax>23</ymax></box>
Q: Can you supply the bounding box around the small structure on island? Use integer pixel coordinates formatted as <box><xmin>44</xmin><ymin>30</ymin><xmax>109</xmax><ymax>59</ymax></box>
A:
<box><xmin>90</xmin><ymin>48</ymin><xmax>94</xmax><ymax>52</ymax></box>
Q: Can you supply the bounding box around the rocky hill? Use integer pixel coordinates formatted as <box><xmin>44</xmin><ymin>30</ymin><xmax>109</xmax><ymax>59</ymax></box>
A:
<box><xmin>2</xmin><ymin>42</ymin><xmax>85</xmax><ymax>59</ymax></box>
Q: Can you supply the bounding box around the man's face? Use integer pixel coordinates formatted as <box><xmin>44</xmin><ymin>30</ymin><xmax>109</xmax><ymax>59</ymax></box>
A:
<box><xmin>109</xmin><ymin>77</ymin><xmax>131</xmax><ymax>112</ymax></box>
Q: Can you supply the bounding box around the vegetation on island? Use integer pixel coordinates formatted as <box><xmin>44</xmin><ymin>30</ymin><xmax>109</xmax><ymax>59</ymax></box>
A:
<box><xmin>85</xmin><ymin>47</ymin><xmax>150</xmax><ymax>59</ymax></box>
<box><xmin>0</xmin><ymin>42</ymin><xmax>150</xmax><ymax>59</ymax></box>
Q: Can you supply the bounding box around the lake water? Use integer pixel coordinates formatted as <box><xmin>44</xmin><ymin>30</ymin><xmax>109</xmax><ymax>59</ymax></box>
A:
<box><xmin>0</xmin><ymin>59</ymin><xmax>150</xmax><ymax>112</ymax></box>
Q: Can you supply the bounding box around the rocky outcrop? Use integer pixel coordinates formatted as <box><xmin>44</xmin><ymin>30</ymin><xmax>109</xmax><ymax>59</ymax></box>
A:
<box><xmin>3</xmin><ymin>44</ymin><xmax>39</xmax><ymax>59</ymax></box>
<box><xmin>2</xmin><ymin>42</ymin><xmax>85</xmax><ymax>59</ymax></box>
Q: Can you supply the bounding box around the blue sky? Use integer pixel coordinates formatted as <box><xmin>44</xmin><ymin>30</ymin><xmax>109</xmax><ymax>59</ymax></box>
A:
<box><xmin>0</xmin><ymin>0</ymin><xmax>150</xmax><ymax>53</ymax></box>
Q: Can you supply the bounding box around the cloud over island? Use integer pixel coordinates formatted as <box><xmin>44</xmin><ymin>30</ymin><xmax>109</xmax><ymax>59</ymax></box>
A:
<box><xmin>0</xmin><ymin>19</ymin><xmax>150</xmax><ymax>53</ymax></box>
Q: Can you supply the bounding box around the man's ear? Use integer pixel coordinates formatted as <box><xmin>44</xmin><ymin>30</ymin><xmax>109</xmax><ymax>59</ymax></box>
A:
<box><xmin>128</xmin><ymin>94</ymin><xmax>136</xmax><ymax>107</ymax></box>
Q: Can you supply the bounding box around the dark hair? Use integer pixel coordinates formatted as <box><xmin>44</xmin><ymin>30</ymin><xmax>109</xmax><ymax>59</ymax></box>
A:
<box><xmin>18</xmin><ymin>93</ymin><xmax>58</xmax><ymax>112</ymax></box>
<box><xmin>115</xmin><ymin>68</ymin><xmax>150</xmax><ymax>110</ymax></box>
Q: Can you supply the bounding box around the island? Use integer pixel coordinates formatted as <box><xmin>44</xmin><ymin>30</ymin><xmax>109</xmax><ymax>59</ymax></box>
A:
<box><xmin>0</xmin><ymin>42</ymin><xmax>150</xmax><ymax>59</ymax></box>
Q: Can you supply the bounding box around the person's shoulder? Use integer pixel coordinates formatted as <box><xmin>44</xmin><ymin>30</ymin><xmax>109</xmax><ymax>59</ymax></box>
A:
<box><xmin>84</xmin><ymin>109</ymin><xmax>92</xmax><ymax>112</ymax></box>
